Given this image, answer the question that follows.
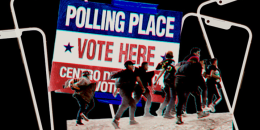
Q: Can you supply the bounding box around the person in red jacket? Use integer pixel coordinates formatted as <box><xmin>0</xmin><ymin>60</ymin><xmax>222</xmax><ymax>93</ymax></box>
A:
<box><xmin>174</xmin><ymin>56</ymin><xmax>209</xmax><ymax>124</ymax></box>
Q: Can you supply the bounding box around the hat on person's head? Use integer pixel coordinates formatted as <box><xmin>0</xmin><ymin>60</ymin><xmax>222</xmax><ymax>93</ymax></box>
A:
<box><xmin>165</xmin><ymin>51</ymin><xmax>174</xmax><ymax>59</ymax></box>
<box><xmin>188</xmin><ymin>56</ymin><xmax>199</xmax><ymax>63</ymax></box>
<box><xmin>124</xmin><ymin>60</ymin><xmax>135</xmax><ymax>68</ymax></box>
<box><xmin>82</xmin><ymin>71</ymin><xmax>91</xmax><ymax>76</ymax></box>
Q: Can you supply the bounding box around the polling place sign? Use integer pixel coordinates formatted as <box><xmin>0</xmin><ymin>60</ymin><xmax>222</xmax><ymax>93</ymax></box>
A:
<box><xmin>48</xmin><ymin>0</ymin><xmax>182</xmax><ymax>104</ymax></box>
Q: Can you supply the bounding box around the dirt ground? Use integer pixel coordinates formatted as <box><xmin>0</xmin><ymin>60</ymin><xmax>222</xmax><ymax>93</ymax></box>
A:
<box><xmin>67</xmin><ymin>112</ymin><xmax>232</xmax><ymax>130</ymax></box>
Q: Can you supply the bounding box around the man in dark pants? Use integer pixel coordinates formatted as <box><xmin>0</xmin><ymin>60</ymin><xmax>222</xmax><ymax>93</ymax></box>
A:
<box><xmin>206</xmin><ymin>58</ymin><xmax>222</xmax><ymax>113</ymax></box>
<box><xmin>133</xmin><ymin>62</ymin><xmax>155</xmax><ymax>117</ymax></box>
<box><xmin>110</xmin><ymin>60</ymin><xmax>145</xmax><ymax>129</ymax></box>
<box><xmin>175</xmin><ymin>56</ymin><xmax>209</xmax><ymax>124</ymax></box>
<box><xmin>178</xmin><ymin>47</ymin><xmax>208</xmax><ymax>116</ymax></box>
<box><xmin>64</xmin><ymin>71</ymin><xmax>97</xmax><ymax>126</ymax></box>
<box><xmin>154</xmin><ymin>51</ymin><xmax>176</xmax><ymax>119</ymax></box>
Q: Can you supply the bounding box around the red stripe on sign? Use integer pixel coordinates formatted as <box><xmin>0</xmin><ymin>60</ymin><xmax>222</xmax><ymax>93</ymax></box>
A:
<box><xmin>48</xmin><ymin>61</ymin><xmax>122</xmax><ymax>92</ymax></box>
<box><xmin>48</xmin><ymin>61</ymin><xmax>165</xmax><ymax>103</ymax></box>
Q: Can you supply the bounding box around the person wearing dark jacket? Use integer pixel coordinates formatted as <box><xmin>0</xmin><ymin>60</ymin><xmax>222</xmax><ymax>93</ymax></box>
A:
<box><xmin>64</xmin><ymin>71</ymin><xmax>97</xmax><ymax>126</ymax></box>
<box><xmin>174</xmin><ymin>56</ymin><xmax>209</xmax><ymax>124</ymax></box>
<box><xmin>110</xmin><ymin>60</ymin><xmax>145</xmax><ymax>129</ymax></box>
<box><xmin>154</xmin><ymin>51</ymin><xmax>177</xmax><ymax>119</ymax></box>
<box><xmin>183</xmin><ymin>47</ymin><xmax>201</xmax><ymax>61</ymax></box>
<box><xmin>133</xmin><ymin>62</ymin><xmax>155</xmax><ymax>117</ymax></box>
<box><xmin>177</xmin><ymin>47</ymin><xmax>208</xmax><ymax>116</ymax></box>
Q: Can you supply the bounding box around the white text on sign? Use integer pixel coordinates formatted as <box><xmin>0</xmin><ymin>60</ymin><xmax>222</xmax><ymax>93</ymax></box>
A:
<box><xmin>65</xmin><ymin>5</ymin><xmax>175</xmax><ymax>38</ymax></box>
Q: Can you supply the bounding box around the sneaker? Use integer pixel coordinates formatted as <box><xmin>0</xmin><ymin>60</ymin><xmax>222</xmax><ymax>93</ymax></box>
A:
<box><xmin>112</xmin><ymin>119</ymin><xmax>120</xmax><ymax>129</ymax></box>
<box><xmin>209</xmin><ymin>104</ymin><xmax>216</xmax><ymax>113</ymax></box>
<box><xmin>143</xmin><ymin>113</ymin><xmax>154</xmax><ymax>117</ymax></box>
<box><xmin>182</xmin><ymin>111</ymin><xmax>187</xmax><ymax>117</ymax></box>
<box><xmin>176</xmin><ymin>116</ymin><xmax>183</xmax><ymax>124</ymax></box>
<box><xmin>170</xmin><ymin>110</ymin><xmax>176</xmax><ymax>115</ymax></box>
<box><xmin>76</xmin><ymin>122</ymin><xmax>84</xmax><ymax>126</ymax></box>
<box><xmin>156</xmin><ymin>110</ymin><xmax>163</xmax><ymax>116</ymax></box>
<box><xmin>80</xmin><ymin>113</ymin><xmax>89</xmax><ymax>121</ymax></box>
<box><xmin>202</xmin><ymin>106</ymin><xmax>212</xmax><ymax>111</ymax></box>
<box><xmin>129</xmin><ymin>120</ymin><xmax>139</xmax><ymax>125</ymax></box>
<box><xmin>197</xmin><ymin>111</ymin><xmax>210</xmax><ymax>119</ymax></box>
<box><xmin>163</xmin><ymin>113</ymin><xmax>174</xmax><ymax>119</ymax></box>
<box><xmin>205</xmin><ymin>111</ymin><xmax>210</xmax><ymax>115</ymax></box>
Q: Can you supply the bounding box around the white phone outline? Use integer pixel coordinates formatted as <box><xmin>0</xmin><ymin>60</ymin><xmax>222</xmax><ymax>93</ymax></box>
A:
<box><xmin>181</xmin><ymin>1</ymin><xmax>252</xmax><ymax>129</ymax></box>
<box><xmin>196</xmin><ymin>1</ymin><xmax>252</xmax><ymax>130</ymax></box>
<box><xmin>10</xmin><ymin>0</ymin><xmax>54</xmax><ymax>130</ymax></box>
<box><xmin>181</xmin><ymin>13</ymin><xmax>248</xmax><ymax>130</ymax></box>
<box><xmin>197</xmin><ymin>0</ymin><xmax>252</xmax><ymax>113</ymax></box>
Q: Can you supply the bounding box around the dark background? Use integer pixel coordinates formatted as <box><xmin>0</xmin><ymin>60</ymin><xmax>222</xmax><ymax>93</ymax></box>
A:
<box><xmin>1</xmin><ymin>0</ymin><xmax>258</xmax><ymax>130</ymax></box>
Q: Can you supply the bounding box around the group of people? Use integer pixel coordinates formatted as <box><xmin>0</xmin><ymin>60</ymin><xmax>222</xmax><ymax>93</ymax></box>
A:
<box><xmin>152</xmin><ymin>47</ymin><xmax>222</xmax><ymax>124</ymax></box>
<box><xmin>63</xmin><ymin>47</ymin><xmax>223</xmax><ymax>129</ymax></box>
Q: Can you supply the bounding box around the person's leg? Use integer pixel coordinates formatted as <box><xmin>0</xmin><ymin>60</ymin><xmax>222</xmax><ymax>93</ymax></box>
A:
<box><xmin>112</xmin><ymin>89</ymin><xmax>131</xmax><ymax>128</ymax></box>
<box><xmin>164</xmin><ymin>86</ymin><xmax>176</xmax><ymax>118</ymax></box>
<box><xmin>75</xmin><ymin>95</ymin><xmax>88</xmax><ymax>124</ymax></box>
<box><xmin>181</xmin><ymin>92</ymin><xmax>189</xmax><ymax>116</ymax></box>
<box><xmin>84</xmin><ymin>98</ymin><xmax>95</xmax><ymax>117</ymax></box>
<box><xmin>114</xmin><ymin>89</ymin><xmax>131</xmax><ymax>120</ymax></box>
<box><xmin>175</xmin><ymin>91</ymin><xmax>187</xmax><ymax>124</ymax></box>
<box><xmin>191</xmin><ymin>88</ymin><xmax>210</xmax><ymax>118</ymax></box>
<box><xmin>133</xmin><ymin>85</ymin><xmax>142</xmax><ymax>104</ymax></box>
<box><xmin>128</xmin><ymin>93</ymin><xmax>137</xmax><ymax>124</ymax></box>
<box><xmin>176</xmin><ymin>92</ymin><xmax>188</xmax><ymax>116</ymax></box>
<box><xmin>175</xmin><ymin>77</ymin><xmax>187</xmax><ymax>124</ymax></box>
<box><xmin>211</xmin><ymin>85</ymin><xmax>222</xmax><ymax>112</ymax></box>
<box><xmin>206</xmin><ymin>82</ymin><xmax>214</xmax><ymax>107</ymax></box>
<box><xmin>213</xmin><ymin>88</ymin><xmax>222</xmax><ymax>105</ymax></box>
<box><xmin>169</xmin><ymin>77</ymin><xmax>177</xmax><ymax>115</ymax></box>
<box><xmin>190</xmin><ymin>89</ymin><xmax>202</xmax><ymax>112</ymax></box>
<box><xmin>199</xmin><ymin>81</ymin><xmax>207</xmax><ymax>109</ymax></box>
<box><xmin>182</xmin><ymin>93</ymin><xmax>187</xmax><ymax>111</ymax></box>
<box><xmin>156</xmin><ymin>85</ymin><xmax>170</xmax><ymax>116</ymax></box>
<box><xmin>142</xmin><ymin>88</ymin><xmax>153</xmax><ymax>116</ymax></box>
<box><xmin>199</xmin><ymin>76</ymin><xmax>207</xmax><ymax>108</ymax></box>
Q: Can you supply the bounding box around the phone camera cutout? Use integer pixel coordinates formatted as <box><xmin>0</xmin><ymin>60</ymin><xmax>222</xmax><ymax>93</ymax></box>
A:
<box><xmin>219</xmin><ymin>0</ymin><xmax>222</xmax><ymax>4</ymax></box>
<box><xmin>207</xmin><ymin>20</ymin><xmax>210</xmax><ymax>23</ymax></box>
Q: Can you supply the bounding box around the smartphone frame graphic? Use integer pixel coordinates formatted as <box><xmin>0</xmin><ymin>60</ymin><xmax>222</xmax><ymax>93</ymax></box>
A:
<box><xmin>181</xmin><ymin>5</ymin><xmax>252</xmax><ymax>129</ymax></box>
<box><xmin>197</xmin><ymin>1</ymin><xmax>252</xmax><ymax>130</ymax></box>
<box><xmin>197</xmin><ymin>0</ymin><xmax>252</xmax><ymax>114</ymax></box>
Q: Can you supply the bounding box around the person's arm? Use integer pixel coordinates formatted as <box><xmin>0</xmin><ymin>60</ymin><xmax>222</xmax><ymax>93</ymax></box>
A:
<box><xmin>113</xmin><ymin>87</ymin><xmax>119</xmax><ymax>97</ymax></box>
<box><xmin>154</xmin><ymin>69</ymin><xmax>166</xmax><ymax>85</ymax></box>
<box><xmin>175</xmin><ymin>61</ymin><xmax>187</xmax><ymax>71</ymax></box>
<box><xmin>210</xmin><ymin>70</ymin><xmax>221</xmax><ymax>79</ymax></box>
<box><xmin>147</xmin><ymin>85</ymin><xmax>154</xmax><ymax>92</ymax></box>
<box><xmin>113</xmin><ymin>78</ymin><xmax>120</xmax><ymax>97</ymax></box>
<box><xmin>136</xmin><ymin>76</ymin><xmax>146</xmax><ymax>93</ymax></box>
<box><xmin>210</xmin><ymin>70</ymin><xmax>222</xmax><ymax>82</ymax></box>
<box><xmin>71</xmin><ymin>80</ymin><xmax>80</xmax><ymax>90</ymax></box>
<box><xmin>64</xmin><ymin>79</ymin><xmax>80</xmax><ymax>90</ymax></box>
<box><xmin>147</xmin><ymin>71</ymin><xmax>155</xmax><ymax>92</ymax></box>
<box><xmin>110</xmin><ymin>70</ymin><xmax>124</xmax><ymax>79</ymax></box>
<box><xmin>175</xmin><ymin>64</ymin><xmax>181</xmax><ymax>70</ymax></box>
<box><xmin>72</xmin><ymin>78</ymin><xmax>91</xmax><ymax>90</ymax></box>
